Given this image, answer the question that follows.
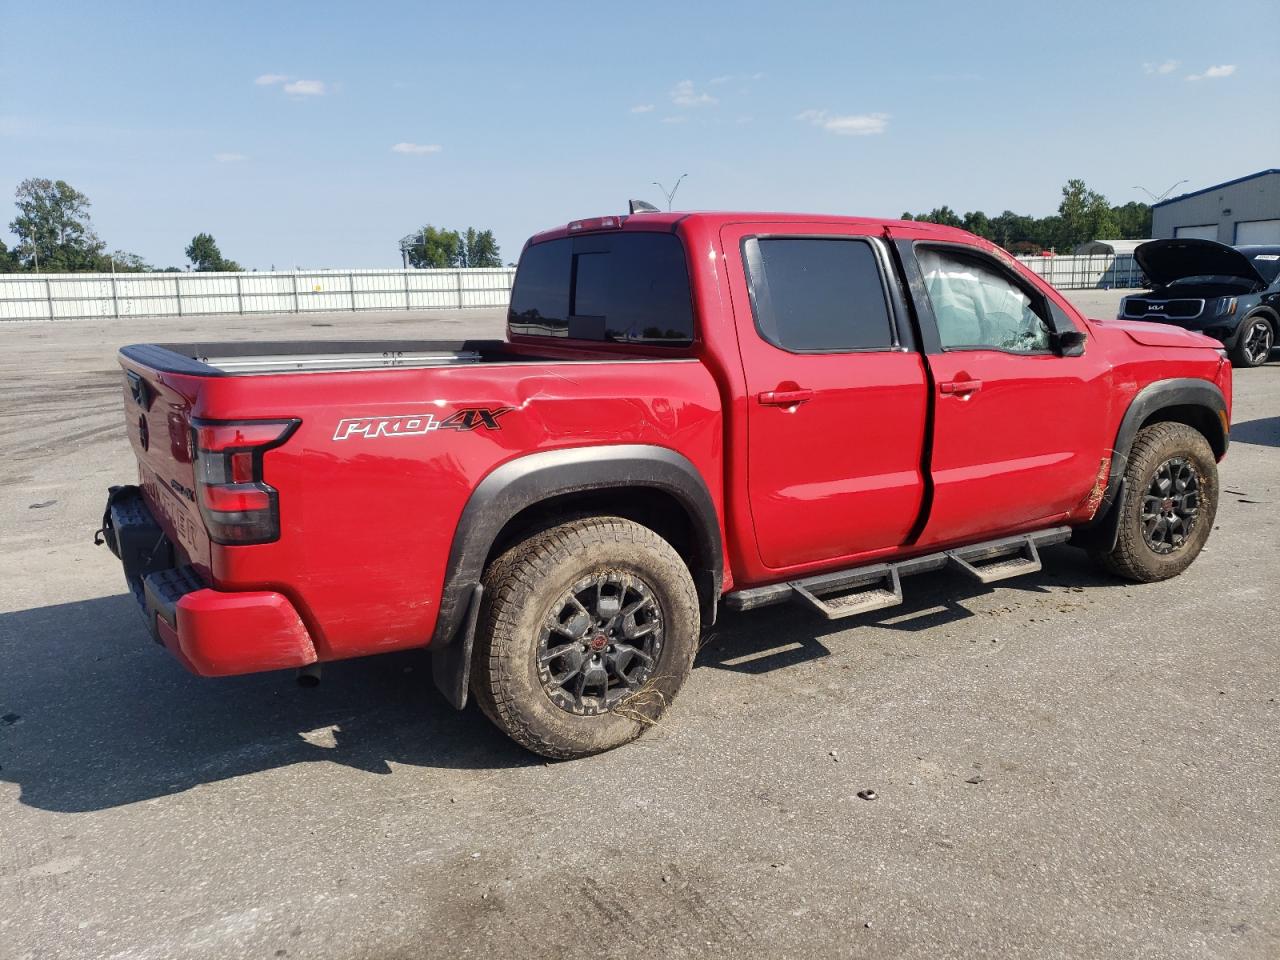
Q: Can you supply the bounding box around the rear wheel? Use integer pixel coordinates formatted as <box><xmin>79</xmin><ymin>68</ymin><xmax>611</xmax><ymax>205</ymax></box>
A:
<box><xmin>471</xmin><ymin>517</ymin><xmax>700</xmax><ymax>759</ymax></box>
<box><xmin>1230</xmin><ymin>315</ymin><xmax>1274</xmax><ymax>368</ymax></box>
<box><xmin>1090</xmin><ymin>422</ymin><xmax>1218</xmax><ymax>582</ymax></box>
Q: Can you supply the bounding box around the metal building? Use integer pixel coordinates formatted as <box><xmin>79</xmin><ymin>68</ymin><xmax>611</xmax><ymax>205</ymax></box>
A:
<box><xmin>1151</xmin><ymin>170</ymin><xmax>1280</xmax><ymax>245</ymax></box>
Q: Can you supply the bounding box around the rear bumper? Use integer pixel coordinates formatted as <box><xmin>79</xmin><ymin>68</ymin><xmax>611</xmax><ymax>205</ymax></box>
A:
<box><xmin>100</xmin><ymin>485</ymin><xmax>317</xmax><ymax>677</ymax></box>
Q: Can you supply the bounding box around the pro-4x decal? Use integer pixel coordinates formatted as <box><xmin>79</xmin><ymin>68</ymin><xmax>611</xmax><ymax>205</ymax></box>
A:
<box><xmin>333</xmin><ymin>407</ymin><xmax>511</xmax><ymax>441</ymax></box>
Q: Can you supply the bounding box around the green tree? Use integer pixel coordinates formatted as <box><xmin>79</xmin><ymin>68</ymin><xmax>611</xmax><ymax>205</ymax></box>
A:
<box><xmin>962</xmin><ymin>210</ymin><xmax>992</xmax><ymax>240</ymax></box>
<box><xmin>1109</xmin><ymin>201</ymin><xmax>1152</xmax><ymax>239</ymax></box>
<box><xmin>107</xmin><ymin>250</ymin><xmax>153</xmax><ymax>272</ymax></box>
<box><xmin>901</xmin><ymin>206</ymin><xmax>964</xmax><ymax>228</ymax></box>
<box><xmin>1056</xmin><ymin>179</ymin><xmax>1116</xmax><ymax>250</ymax></box>
<box><xmin>925</xmin><ymin>206</ymin><xmax>963</xmax><ymax>228</ymax></box>
<box><xmin>0</xmin><ymin>238</ymin><xmax>19</xmax><ymax>272</ymax></box>
<box><xmin>461</xmin><ymin>228</ymin><xmax>502</xmax><ymax>267</ymax></box>
<box><xmin>1036</xmin><ymin>214</ymin><xmax>1064</xmax><ymax>251</ymax></box>
<box><xmin>989</xmin><ymin>210</ymin><xmax>1033</xmax><ymax>249</ymax></box>
<box><xmin>899</xmin><ymin>207</ymin><xmax>961</xmax><ymax>228</ymax></box>
<box><xmin>459</xmin><ymin>227</ymin><xmax>478</xmax><ymax>267</ymax></box>
<box><xmin>9</xmin><ymin>178</ymin><xmax>106</xmax><ymax>271</ymax></box>
<box><xmin>185</xmin><ymin>232</ymin><xmax>241</xmax><ymax>272</ymax></box>
<box><xmin>404</xmin><ymin>226</ymin><xmax>463</xmax><ymax>268</ymax></box>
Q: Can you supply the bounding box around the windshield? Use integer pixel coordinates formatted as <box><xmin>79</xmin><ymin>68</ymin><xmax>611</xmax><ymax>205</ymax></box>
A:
<box><xmin>1251</xmin><ymin>255</ymin><xmax>1280</xmax><ymax>285</ymax></box>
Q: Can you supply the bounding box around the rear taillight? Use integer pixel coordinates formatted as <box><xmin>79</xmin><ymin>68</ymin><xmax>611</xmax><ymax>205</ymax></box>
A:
<box><xmin>190</xmin><ymin>418</ymin><xmax>299</xmax><ymax>544</ymax></box>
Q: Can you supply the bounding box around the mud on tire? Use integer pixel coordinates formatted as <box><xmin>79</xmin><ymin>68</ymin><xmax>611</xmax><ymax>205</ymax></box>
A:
<box><xmin>1090</xmin><ymin>421</ymin><xmax>1218</xmax><ymax>583</ymax></box>
<box><xmin>470</xmin><ymin>516</ymin><xmax>700</xmax><ymax>759</ymax></box>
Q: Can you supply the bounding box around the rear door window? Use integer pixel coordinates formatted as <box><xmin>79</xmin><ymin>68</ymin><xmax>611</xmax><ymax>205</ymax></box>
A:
<box><xmin>742</xmin><ymin>237</ymin><xmax>895</xmax><ymax>352</ymax></box>
<box><xmin>508</xmin><ymin>232</ymin><xmax>694</xmax><ymax>345</ymax></box>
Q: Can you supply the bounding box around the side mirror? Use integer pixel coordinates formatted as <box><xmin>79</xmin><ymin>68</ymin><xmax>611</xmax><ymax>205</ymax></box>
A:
<box><xmin>1052</xmin><ymin>329</ymin><xmax>1087</xmax><ymax>357</ymax></box>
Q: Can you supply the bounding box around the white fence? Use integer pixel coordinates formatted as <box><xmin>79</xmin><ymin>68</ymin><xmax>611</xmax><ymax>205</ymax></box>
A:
<box><xmin>0</xmin><ymin>267</ymin><xmax>516</xmax><ymax>321</ymax></box>
<box><xmin>1016</xmin><ymin>253</ymin><xmax>1143</xmax><ymax>291</ymax></box>
<box><xmin>0</xmin><ymin>254</ymin><xmax>1145</xmax><ymax>322</ymax></box>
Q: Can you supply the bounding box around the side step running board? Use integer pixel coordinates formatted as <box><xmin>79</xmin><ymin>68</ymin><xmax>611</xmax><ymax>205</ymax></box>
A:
<box><xmin>946</xmin><ymin>537</ymin><xmax>1041</xmax><ymax>585</ymax></box>
<box><xmin>791</xmin><ymin>565</ymin><xmax>903</xmax><ymax>620</ymax></box>
<box><xmin>724</xmin><ymin>526</ymin><xmax>1072</xmax><ymax>620</ymax></box>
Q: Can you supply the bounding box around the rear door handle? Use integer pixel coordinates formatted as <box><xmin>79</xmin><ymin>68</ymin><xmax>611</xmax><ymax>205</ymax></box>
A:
<box><xmin>758</xmin><ymin>388</ymin><xmax>814</xmax><ymax>406</ymax></box>
<box><xmin>939</xmin><ymin>379</ymin><xmax>982</xmax><ymax>396</ymax></box>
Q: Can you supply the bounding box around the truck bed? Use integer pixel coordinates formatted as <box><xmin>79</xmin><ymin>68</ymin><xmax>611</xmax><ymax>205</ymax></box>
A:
<box><xmin>113</xmin><ymin>336</ymin><xmax>724</xmax><ymax>668</ymax></box>
<box><xmin>119</xmin><ymin>339</ymin><xmax>579</xmax><ymax>376</ymax></box>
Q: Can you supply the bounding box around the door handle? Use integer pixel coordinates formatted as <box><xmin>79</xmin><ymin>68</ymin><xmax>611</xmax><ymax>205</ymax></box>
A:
<box><xmin>939</xmin><ymin>379</ymin><xmax>982</xmax><ymax>396</ymax></box>
<box><xmin>758</xmin><ymin>388</ymin><xmax>814</xmax><ymax>406</ymax></box>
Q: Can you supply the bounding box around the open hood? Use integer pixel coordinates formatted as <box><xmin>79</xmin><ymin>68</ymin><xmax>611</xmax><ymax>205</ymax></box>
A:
<box><xmin>1135</xmin><ymin>238</ymin><xmax>1267</xmax><ymax>288</ymax></box>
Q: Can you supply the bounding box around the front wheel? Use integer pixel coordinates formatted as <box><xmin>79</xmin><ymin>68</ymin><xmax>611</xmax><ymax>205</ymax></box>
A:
<box><xmin>1230</xmin><ymin>315</ymin><xmax>1274</xmax><ymax>368</ymax></box>
<box><xmin>471</xmin><ymin>517</ymin><xmax>701</xmax><ymax>759</ymax></box>
<box><xmin>1090</xmin><ymin>422</ymin><xmax>1218</xmax><ymax>582</ymax></box>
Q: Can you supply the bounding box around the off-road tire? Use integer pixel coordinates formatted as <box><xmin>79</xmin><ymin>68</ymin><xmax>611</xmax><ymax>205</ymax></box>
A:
<box><xmin>470</xmin><ymin>517</ymin><xmax>700</xmax><ymax>759</ymax></box>
<box><xmin>1090</xmin><ymin>422</ymin><xmax>1218</xmax><ymax>582</ymax></box>
<box><xmin>1229</xmin><ymin>315</ymin><xmax>1274</xmax><ymax>368</ymax></box>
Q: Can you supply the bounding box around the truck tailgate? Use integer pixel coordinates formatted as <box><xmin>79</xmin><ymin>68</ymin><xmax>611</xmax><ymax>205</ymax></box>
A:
<box><xmin>118</xmin><ymin>366</ymin><xmax>212</xmax><ymax>575</ymax></box>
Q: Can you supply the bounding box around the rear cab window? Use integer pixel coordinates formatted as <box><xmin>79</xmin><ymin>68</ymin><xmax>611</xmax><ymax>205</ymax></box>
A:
<box><xmin>508</xmin><ymin>232</ymin><xmax>694</xmax><ymax>346</ymax></box>
<box><xmin>742</xmin><ymin>237</ymin><xmax>897</xmax><ymax>352</ymax></box>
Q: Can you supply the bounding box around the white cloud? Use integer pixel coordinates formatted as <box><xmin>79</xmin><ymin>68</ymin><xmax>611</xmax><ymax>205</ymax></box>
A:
<box><xmin>1143</xmin><ymin>60</ymin><xmax>1179</xmax><ymax>75</ymax></box>
<box><xmin>670</xmin><ymin>80</ymin><xmax>717</xmax><ymax>107</ymax></box>
<box><xmin>630</xmin><ymin>103</ymin><xmax>655</xmax><ymax>113</ymax></box>
<box><xmin>798</xmin><ymin>109</ymin><xmax>889</xmax><ymax>136</ymax></box>
<box><xmin>283</xmin><ymin>79</ymin><xmax>326</xmax><ymax>96</ymax></box>
<box><xmin>660</xmin><ymin>115</ymin><xmax>688</xmax><ymax>124</ymax></box>
<box><xmin>213</xmin><ymin>152</ymin><xmax>246</xmax><ymax>163</ymax></box>
<box><xmin>254</xmin><ymin>73</ymin><xmax>288</xmax><ymax>86</ymax></box>
<box><xmin>1187</xmin><ymin>64</ymin><xmax>1236</xmax><ymax>81</ymax></box>
<box><xmin>391</xmin><ymin>142</ymin><xmax>442</xmax><ymax>155</ymax></box>
<box><xmin>709</xmin><ymin>75</ymin><xmax>732</xmax><ymax>85</ymax></box>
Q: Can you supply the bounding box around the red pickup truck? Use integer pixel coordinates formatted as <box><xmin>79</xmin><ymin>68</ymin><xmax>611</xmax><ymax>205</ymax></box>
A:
<box><xmin>101</xmin><ymin>212</ymin><xmax>1232</xmax><ymax>758</ymax></box>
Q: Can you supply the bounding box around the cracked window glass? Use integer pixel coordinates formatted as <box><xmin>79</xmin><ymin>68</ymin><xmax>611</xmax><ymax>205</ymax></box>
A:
<box><xmin>918</xmin><ymin>248</ymin><xmax>1050</xmax><ymax>353</ymax></box>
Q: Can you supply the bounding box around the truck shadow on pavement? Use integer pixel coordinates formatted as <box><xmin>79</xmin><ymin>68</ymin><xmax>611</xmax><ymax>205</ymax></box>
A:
<box><xmin>1229</xmin><ymin>416</ymin><xmax>1280</xmax><ymax>448</ymax></box>
<box><xmin>1</xmin><ymin>547</ymin><xmax>1125</xmax><ymax>813</ymax></box>
<box><xmin>0</xmin><ymin>593</ymin><xmax>535</xmax><ymax>814</ymax></box>
<box><xmin>696</xmin><ymin>545</ymin><xmax>1125</xmax><ymax>675</ymax></box>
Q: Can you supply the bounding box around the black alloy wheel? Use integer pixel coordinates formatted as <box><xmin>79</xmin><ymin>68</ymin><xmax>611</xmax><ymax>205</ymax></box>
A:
<box><xmin>1140</xmin><ymin>456</ymin><xmax>1201</xmax><ymax>555</ymax></box>
<box><xmin>537</xmin><ymin>572</ymin><xmax>664</xmax><ymax>716</ymax></box>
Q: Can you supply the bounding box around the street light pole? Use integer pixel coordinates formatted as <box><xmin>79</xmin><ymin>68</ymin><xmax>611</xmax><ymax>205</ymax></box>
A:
<box><xmin>652</xmin><ymin>174</ymin><xmax>689</xmax><ymax>212</ymax></box>
<box><xmin>1132</xmin><ymin>180</ymin><xmax>1188</xmax><ymax>203</ymax></box>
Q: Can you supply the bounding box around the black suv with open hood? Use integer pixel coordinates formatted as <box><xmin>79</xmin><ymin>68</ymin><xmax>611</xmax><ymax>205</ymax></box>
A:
<box><xmin>1119</xmin><ymin>239</ymin><xmax>1280</xmax><ymax>367</ymax></box>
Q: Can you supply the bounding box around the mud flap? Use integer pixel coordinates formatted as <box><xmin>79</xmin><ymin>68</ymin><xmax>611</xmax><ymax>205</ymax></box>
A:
<box><xmin>430</xmin><ymin>583</ymin><xmax>484</xmax><ymax>710</ymax></box>
<box><xmin>1069</xmin><ymin>477</ymin><xmax>1126</xmax><ymax>554</ymax></box>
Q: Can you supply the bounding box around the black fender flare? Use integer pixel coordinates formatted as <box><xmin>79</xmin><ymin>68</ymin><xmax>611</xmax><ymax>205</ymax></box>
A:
<box><xmin>1073</xmin><ymin>377</ymin><xmax>1228</xmax><ymax>549</ymax></box>
<box><xmin>430</xmin><ymin>444</ymin><xmax>723</xmax><ymax>709</ymax></box>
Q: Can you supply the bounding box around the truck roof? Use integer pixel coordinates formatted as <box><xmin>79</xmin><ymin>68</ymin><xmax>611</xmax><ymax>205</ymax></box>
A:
<box><xmin>526</xmin><ymin>211</ymin><xmax>979</xmax><ymax>247</ymax></box>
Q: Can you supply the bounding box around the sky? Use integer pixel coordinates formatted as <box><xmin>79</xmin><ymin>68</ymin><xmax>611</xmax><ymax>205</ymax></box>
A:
<box><xmin>1</xmin><ymin>0</ymin><xmax>1277</xmax><ymax>270</ymax></box>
